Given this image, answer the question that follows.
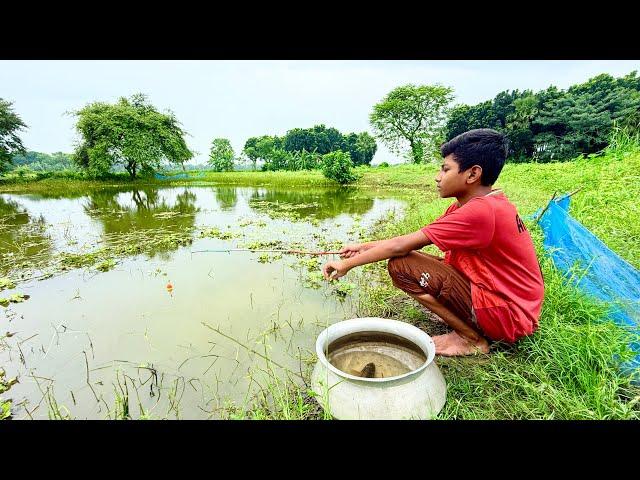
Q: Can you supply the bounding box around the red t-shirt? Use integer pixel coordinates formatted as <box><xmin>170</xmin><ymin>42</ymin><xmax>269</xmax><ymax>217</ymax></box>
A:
<box><xmin>421</xmin><ymin>191</ymin><xmax>544</xmax><ymax>342</ymax></box>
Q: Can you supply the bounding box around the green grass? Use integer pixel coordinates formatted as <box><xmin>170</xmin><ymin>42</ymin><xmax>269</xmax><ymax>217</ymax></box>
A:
<box><xmin>0</xmin><ymin>169</ymin><xmax>334</xmax><ymax>195</ymax></box>
<box><xmin>230</xmin><ymin>148</ymin><xmax>640</xmax><ymax>419</ymax></box>
<box><xmin>349</xmin><ymin>148</ymin><xmax>640</xmax><ymax>419</ymax></box>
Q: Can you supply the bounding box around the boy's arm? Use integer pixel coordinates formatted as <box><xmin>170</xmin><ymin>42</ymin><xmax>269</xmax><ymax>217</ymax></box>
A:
<box><xmin>322</xmin><ymin>231</ymin><xmax>432</xmax><ymax>281</ymax></box>
<box><xmin>339</xmin><ymin>239</ymin><xmax>386</xmax><ymax>257</ymax></box>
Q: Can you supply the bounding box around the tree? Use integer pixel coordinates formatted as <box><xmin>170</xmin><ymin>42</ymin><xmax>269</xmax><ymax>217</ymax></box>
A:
<box><xmin>72</xmin><ymin>93</ymin><xmax>193</xmax><ymax>178</ymax></box>
<box><xmin>249</xmin><ymin>126</ymin><xmax>377</xmax><ymax>170</ymax></box>
<box><xmin>445</xmin><ymin>101</ymin><xmax>501</xmax><ymax>141</ymax></box>
<box><xmin>261</xmin><ymin>148</ymin><xmax>293</xmax><ymax>171</ymax></box>
<box><xmin>283</xmin><ymin>124</ymin><xmax>343</xmax><ymax>155</ymax></box>
<box><xmin>370</xmin><ymin>84</ymin><xmax>454</xmax><ymax>164</ymax></box>
<box><xmin>532</xmin><ymin>73</ymin><xmax>640</xmax><ymax>161</ymax></box>
<box><xmin>342</xmin><ymin>132</ymin><xmax>378</xmax><ymax>166</ymax></box>
<box><xmin>243</xmin><ymin>137</ymin><xmax>259</xmax><ymax>170</ymax></box>
<box><xmin>444</xmin><ymin>105</ymin><xmax>472</xmax><ymax>140</ymax></box>
<box><xmin>443</xmin><ymin>71</ymin><xmax>640</xmax><ymax>162</ymax></box>
<box><xmin>243</xmin><ymin>135</ymin><xmax>283</xmax><ymax>170</ymax></box>
<box><xmin>0</xmin><ymin>99</ymin><xmax>28</xmax><ymax>173</ymax></box>
<box><xmin>505</xmin><ymin>95</ymin><xmax>538</xmax><ymax>160</ymax></box>
<box><xmin>208</xmin><ymin>138</ymin><xmax>235</xmax><ymax>172</ymax></box>
<box><xmin>321</xmin><ymin>151</ymin><xmax>356</xmax><ymax>185</ymax></box>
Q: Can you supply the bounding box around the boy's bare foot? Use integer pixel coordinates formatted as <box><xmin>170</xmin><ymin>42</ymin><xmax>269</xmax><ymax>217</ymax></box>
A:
<box><xmin>433</xmin><ymin>331</ymin><xmax>489</xmax><ymax>356</ymax></box>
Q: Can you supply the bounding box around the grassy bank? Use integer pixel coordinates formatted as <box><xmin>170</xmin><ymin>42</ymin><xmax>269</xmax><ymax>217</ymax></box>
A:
<box><xmin>0</xmin><ymin>169</ymin><xmax>333</xmax><ymax>195</ymax></box>
<box><xmin>223</xmin><ymin>149</ymin><xmax>640</xmax><ymax>419</ymax></box>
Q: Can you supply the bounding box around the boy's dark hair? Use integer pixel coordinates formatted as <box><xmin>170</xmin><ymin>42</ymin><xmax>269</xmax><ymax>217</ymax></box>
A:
<box><xmin>440</xmin><ymin>129</ymin><xmax>508</xmax><ymax>186</ymax></box>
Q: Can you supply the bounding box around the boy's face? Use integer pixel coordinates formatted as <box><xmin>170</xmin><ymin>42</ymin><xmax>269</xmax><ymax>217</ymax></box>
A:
<box><xmin>435</xmin><ymin>154</ymin><xmax>475</xmax><ymax>198</ymax></box>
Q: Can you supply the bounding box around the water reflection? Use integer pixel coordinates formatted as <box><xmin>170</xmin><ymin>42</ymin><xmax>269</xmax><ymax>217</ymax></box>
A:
<box><xmin>0</xmin><ymin>196</ymin><xmax>52</xmax><ymax>275</ymax></box>
<box><xmin>214</xmin><ymin>187</ymin><xmax>238</xmax><ymax>211</ymax></box>
<box><xmin>249</xmin><ymin>187</ymin><xmax>375</xmax><ymax>220</ymax></box>
<box><xmin>83</xmin><ymin>188</ymin><xmax>199</xmax><ymax>259</ymax></box>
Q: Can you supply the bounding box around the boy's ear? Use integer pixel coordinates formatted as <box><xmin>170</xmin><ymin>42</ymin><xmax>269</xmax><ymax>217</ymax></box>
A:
<box><xmin>465</xmin><ymin>165</ymin><xmax>483</xmax><ymax>184</ymax></box>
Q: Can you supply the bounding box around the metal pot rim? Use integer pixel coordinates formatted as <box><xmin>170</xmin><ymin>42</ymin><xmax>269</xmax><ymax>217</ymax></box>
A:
<box><xmin>315</xmin><ymin>317</ymin><xmax>436</xmax><ymax>383</ymax></box>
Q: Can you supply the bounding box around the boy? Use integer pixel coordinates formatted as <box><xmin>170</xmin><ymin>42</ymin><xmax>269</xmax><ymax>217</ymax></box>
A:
<box><xmin>322</xmin><ymin>129</ymin><xmax>544</xmax><ymax>356</ymax></box>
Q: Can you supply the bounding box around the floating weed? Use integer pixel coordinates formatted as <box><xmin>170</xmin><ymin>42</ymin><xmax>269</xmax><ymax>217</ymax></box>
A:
<box><xmin>0</xmin><ymin>293</ymin><xmax>30</xmax><ymax>308</ymax></box>
<box><xmin>0</xmin><ymin>278</ymin><xmax>16</xmax><ymax>291</ymax></box>
<box><xmin>238</xmin><ymin>217</ymin><xmax>267</xmax><ymax>228</ymax></box>
<box><xmin>243</xmin><ymin>240</ymin><xmax>283</xmax><ymax>250</ymax></box>
<box><xmin>317</xmin><ymin>240</ymin><xmax>342</xmax><ymax>252</ymax></box>
<box><xmin>94</xmin><ymin>258</ymin><xmax>116</xmax><ymax>272</ymax></box>
<box><xmin>5</xmin><ymin>226</ymin><xmax>196</xmax><ymax>284</ymax></box>
<box><xmin>298</xmin><ymin>257</ymin><xmax>320</xmax><ymax>270</ymax></box>
<box><xmin>152</xmin><ymin>211</ymin><xmax>183</xmax><ymax>219</ymax></box>
<box><xmin>258</xmin><ymin>253</ymin><xmax>283</xmax><ymax>264</ymax></box>
<box><xmin>0</xmin><ymin>399</ymin><xmax>10</xmax><ymax>420</ymax></box>
<box><xmin>303</xmin><ymin>271</ymin><xmax>324</xmax><ymax>289</ymax></box>
<box><xmin>248</xmin><ymin>200</ymin><xmax>322</xmax><ymax>222</ymax></box>
<box><xmin>331</xmin><ymin>281</ymin><xmax>356</xmax><ymax>299</ymax></box>
<box><xmin>198</xmin><ymin>227</ymin><xmax>238</xmax><ymax>240</ymax></box>
<box><xmin>0</xmin><ymin>368</ymin><xmax>19</xmax><ymax>395</ymax></box>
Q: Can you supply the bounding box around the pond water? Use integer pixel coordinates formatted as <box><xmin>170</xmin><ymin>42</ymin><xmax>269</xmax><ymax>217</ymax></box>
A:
<box><xmin>0</xmin><ymin>185</ymin><xmax>405</xmax><ymax>419</ymax></box>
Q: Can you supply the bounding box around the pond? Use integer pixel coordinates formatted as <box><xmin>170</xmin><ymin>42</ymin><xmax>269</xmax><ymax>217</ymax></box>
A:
<box><xmin>0</xmin><ymin>185</ymin><xmax>406</xmax><ymax>419</ymax></box>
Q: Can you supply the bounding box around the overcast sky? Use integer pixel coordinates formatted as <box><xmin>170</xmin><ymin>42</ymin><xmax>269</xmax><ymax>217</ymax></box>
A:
<box><xmin>2</xmin><ymin>60</ymin><xmax>639</xmax><ymax>165</ymax></box>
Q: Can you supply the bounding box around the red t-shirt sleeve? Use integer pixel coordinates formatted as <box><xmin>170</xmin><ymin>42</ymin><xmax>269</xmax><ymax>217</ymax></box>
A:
<box><xmin>421</xmin><ymin>198</ymin><xmax>495</xmax><ymax>251</ymax></box>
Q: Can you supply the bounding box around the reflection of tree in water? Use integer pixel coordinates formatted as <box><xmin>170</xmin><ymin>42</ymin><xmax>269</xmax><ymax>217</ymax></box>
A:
<box><xmin>214</xmin><ymin>187</ymin><xmax>238</xmax><ymax>211</ymax></box>
<box><xmin>248</xmin><ymin>187</ymin><xmax>375</xmax><ymax>220</ymax></box>
<box><xmin>84</xmin><ymin>187</ymin><xmax>199</xmax><ymax>259</ymax></box>
<box><xmin>0</xmin><ymin>196</ymin><xmax>52</xmax><ymax>275</ymax></box>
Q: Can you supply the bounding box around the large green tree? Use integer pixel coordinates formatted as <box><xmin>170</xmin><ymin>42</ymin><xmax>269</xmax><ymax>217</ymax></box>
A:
<box><xmin>0</xmin><ymin>99</ymin><xmax>28</xmax><ymax>173</ymax></box>
<box><xmin>446</xmin><ymin>101</ymin><xmax>501</xmax><ymax>140</ymax></box>
<box><xmin>243</xmin><ymin>135</ymin><xmax>282</xmax><ymax>169</ymax></box>
<box><xmin>208</xmin><ymin>138</ymin><xmax>235</xmax><ymax>172</ymax></box>
<box><xmin>370</xmin><ymin>84</ymin><xmax>454</xmax><ymax>163</ymax></box>
<box><xmin>283</xmin><ymin>125</ymin><xmax>344</xmax><ymax>154</ymax></box>
<box><xmin>72</xmin><ymin>93</ymin><xmax>193</xmax><ymax>178</ymax></box>
<box><xmin>342</xmin><ymin>132</ymin><xmax>378</xmax><ymax>166</ymax></box>
<box><xmin>243</xmin><ymin>137</ymin><xmax>260</xmax><ymax>170</ymax></box>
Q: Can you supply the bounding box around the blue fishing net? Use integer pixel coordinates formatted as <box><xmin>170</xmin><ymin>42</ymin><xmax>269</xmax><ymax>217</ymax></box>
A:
<box><xmin>536</xmin><ymin>194</ymin><xmax>640</xmax><ymax>380</ymax></box>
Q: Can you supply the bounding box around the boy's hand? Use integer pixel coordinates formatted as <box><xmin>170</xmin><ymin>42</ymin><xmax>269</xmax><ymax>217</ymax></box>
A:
<box><xmin>339</xmin><ymin>243</ymin><xmax>364</xmax><ymax>258</ymax></box>
<box><xmin>322</xmin><ymin>260</ymin><xmax>350</xmax><ymax>281</ymax></box>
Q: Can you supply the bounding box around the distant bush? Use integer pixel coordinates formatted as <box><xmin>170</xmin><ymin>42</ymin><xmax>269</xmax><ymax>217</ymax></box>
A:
<box><xmin>34</xmin><ymin>170</ymin><xmax>87</xmax><ymax>180</ymax></box>
<box><xmin>321</xmin><ymin>151</ymin><xmax>357</xmax><ymax>185</ymax></box>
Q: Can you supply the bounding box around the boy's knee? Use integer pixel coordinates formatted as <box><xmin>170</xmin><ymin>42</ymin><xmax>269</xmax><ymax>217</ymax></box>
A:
<box><xmin>387</xmin><ymin>256</ymin><xmax>405</xmax><ymax>280</ymax></box>
<box><xmin>408</xmin><ymin>291</ymin><xmax>438</xmax><ymax>305</ymax></box>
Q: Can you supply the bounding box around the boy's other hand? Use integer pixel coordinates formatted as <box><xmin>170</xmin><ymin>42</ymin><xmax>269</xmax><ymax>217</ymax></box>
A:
<box><xmin>322</xmin><ymin>260</ymin><xmax>350</xmax><ymax>281</ymax></box>
<box><xmin>339</xmin><ymin>244</ymin><xmax>363</xmax><ymax>258</ymax></box>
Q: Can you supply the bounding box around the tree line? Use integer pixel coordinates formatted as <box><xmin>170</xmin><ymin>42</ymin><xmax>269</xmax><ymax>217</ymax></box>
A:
<box><xmin>2</xmin><ymin>70</ymin><xmax>639</xmax><ymax>183</ymax></box>
<box><xmin>208</xmin><ymin>126</ymin><xmax>376</xmax><ymax>173</ymax></box>
<box><xmin>445</xmin><ymin>71</ymin><xmax>640</xmax><ymax>162</ymax></box>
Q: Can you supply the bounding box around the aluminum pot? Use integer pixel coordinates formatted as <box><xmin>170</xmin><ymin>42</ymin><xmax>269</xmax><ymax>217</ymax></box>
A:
<box><xmin>311</xmin><ymin>317</ymin><xmax>447</xmax><ymax>420</ymax></box>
